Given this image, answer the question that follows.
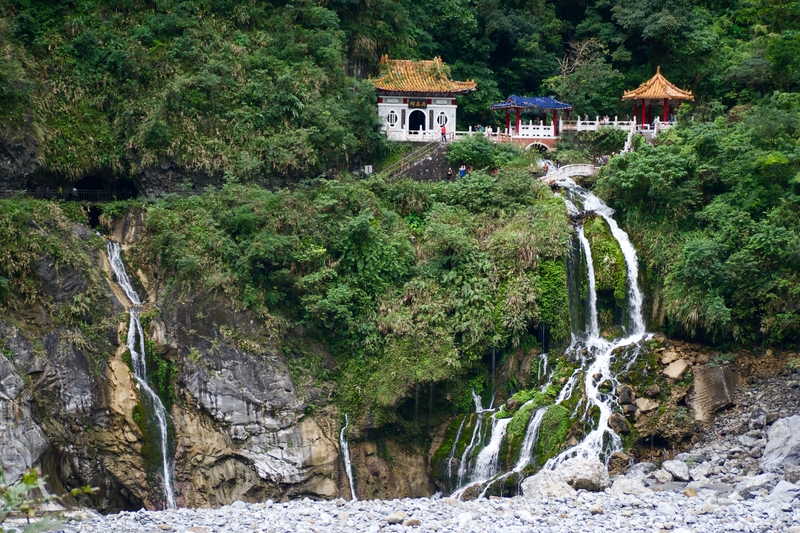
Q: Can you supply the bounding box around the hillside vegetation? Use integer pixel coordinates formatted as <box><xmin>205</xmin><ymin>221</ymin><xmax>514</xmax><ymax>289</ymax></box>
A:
<box><xmin>1</xmin><ymin>0</ymin><xmax>799</xmax><ymax>348</ymax></box>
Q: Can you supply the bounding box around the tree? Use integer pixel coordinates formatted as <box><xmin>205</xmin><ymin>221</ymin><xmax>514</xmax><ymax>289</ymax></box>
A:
<box><xmin>544</xmin><ymin>39</ymin><xmax>623</xmax><ymax>117</ymax></box>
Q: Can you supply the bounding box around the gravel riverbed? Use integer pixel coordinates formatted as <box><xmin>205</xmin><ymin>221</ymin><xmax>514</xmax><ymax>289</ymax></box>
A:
<box><xmin>28</xmin><ymin>488</ymin><xmax>799</xmax><ymax>533</ymax></box>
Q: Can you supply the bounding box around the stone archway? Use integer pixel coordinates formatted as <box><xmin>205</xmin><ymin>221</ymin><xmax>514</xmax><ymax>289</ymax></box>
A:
<box><xmin>408</xmin><ymin>109</ymin><xmax>426</xmax><ymax>132</ymax></box>
<box><xmin>525</xmin><ymin>142</ymin><xmax>551</xmax><ymax>152</ymax></box>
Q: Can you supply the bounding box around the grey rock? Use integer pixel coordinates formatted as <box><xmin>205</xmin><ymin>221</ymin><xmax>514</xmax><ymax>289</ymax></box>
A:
<box><xmin>767</xmin><ymin>480</ymin><xmax>800</xmax><ymax>504</ymax></box>
<box><xmin>555</xmin><ymin>458</ymin><xmax>610</xmax><ymax>491</ymax></box>
<box><xmin>652</xmin><ymin>469</ymin><xmax>673</xmax><ymax>484</ymax></box>
<box><xmin>690</xmin><ymin>462</ymin><xmax>711</xmax><ymax>481</ymax></box>
<box><xmin>610</xmin><ymin>477</ymin><xmax>650</xmax><ymax>496</ymax></box>
<box><xmin>627</xmin><ymin>462</ymin><xmax>656</xmax><ymax>478</ymax></box>
<box><xmin>608</xmin><ymin>413</ymin><xmax>630</xmax><ymax>434</ymax></box>
<box><xmin>761</xmin><ymin>416</ymin><xmax>800</xmax><ymax>473</ymax></box>
<box><xmin>784</xmin><ymin>465</ymin><xmax>800</xmax><ymax>483</ymax></box>
<box><xmin>734</xmin><ymin>473</ymin><xmax>779</xmax><ymax>499</ymax></box>
<box><xmin>521</xmin><ymin>470</ymin><xmax>576</xmax><ymax>500</ymax></box>
<box><xmin>662</xmin><ymin>460</ymin><xmax>690</xmax><ymax>482</ymax></box>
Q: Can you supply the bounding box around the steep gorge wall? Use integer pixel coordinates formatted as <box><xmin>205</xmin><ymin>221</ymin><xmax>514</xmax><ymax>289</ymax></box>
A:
<box><xmin>0</xmin><ymin>209</ymin><xmax>433</xmax><ymax>511</ymax></box>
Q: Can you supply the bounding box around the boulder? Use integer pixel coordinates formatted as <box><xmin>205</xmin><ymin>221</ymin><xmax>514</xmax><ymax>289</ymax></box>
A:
<box><xmin>607</xmin><ymin>451</ymin><xmax>633</xmax><ymax>476</ymax></box>
<box><xmin>617</xmin><ymin>385</ymin><xmax>634</xmax><ymax>405</ymax></box>
<box><xmin>608</xmin><ymin>413</ymin><xmax>630</xmax><ymax>434</ymax></box>
<box><xmin>691</xmin><ymin>366</ymin><xmax>737</xmax><ymax>424</ymax></box>
<box><xmin>555</xmin><ymin>458</ymin><xmax>610</xmax><ymax>492</ymax></box>
<box><xmin>690</xmin><ymin>462</ymin><xmax>712</xmax><ymax>481</ymax></box>
<box><xmin>521</xmin><ymin>470</ymin><xmax>576</xmax><ymax>499</ymax></box>
<box><xmin>652</xmin><ymin>469</ymin><xmax>673</xmax><ymax>484</ymax></box>
<box><xmin>611</xmin><ymin>477</ymin><xmax>650</xmax><ymax>496</ymax></box>
<box><xmin>627</xmin><ymin>462</ymin><xmax>656</xmax><ymax>478</ymax></box>
<box><xmin>386</xmin><ymin>512</ymin><xmax>407</xmax><ymax>524</ymax></box>
<box><xmin>734</xmin><ymin>473</ymin><xmax>779</xmax><ymax>499</ymax></box>
<box><xmin>633</xmin><ymin>397</ymin><xmax>659</xmax><ymax>413</ymax></box>
<box><xmin>767</xmin><ymin>481</ymin><xmax>800</xmax><ymax>504</ymax></box>
<box><xmin>761</xmin><ymin>416</ymin><xmax>800</xmax><ymax>473</ymax></box>
<box><xmin>662</xmin><ymin>460</ymin><xmax>690</xmax><ymax>482</ymax></box>
<box><xmin>663</xmin><ymin>359</ymin><xmax>690</xmax><ymax>380</ymax></box>
<box><xmin>644</xmin><ymin>384</ymin><xmax>661</xmax><ymax>398</ymax></box>
<box><xmin>661</xmin><ymin>350</ymin><xmax>679</xmax><ymax>365</ymax></box>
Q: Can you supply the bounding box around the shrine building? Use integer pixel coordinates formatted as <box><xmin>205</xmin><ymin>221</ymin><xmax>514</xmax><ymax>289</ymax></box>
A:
<box><xmin>369</xmin><ymin>55</ymin><xmax>477</xmax><ymax>142</ymax></box>
<box><xmin>622</xmin><ymin>66</ymin><xmax>694</xmax><ymax>125</ymax></box>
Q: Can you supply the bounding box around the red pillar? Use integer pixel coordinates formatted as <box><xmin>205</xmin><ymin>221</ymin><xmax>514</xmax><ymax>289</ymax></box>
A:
<box><xmin>552</xmin><ymin>111</ymin><xmax>557</xmax><ymax>134</ymax></box>
<box><xmin>663</xmin><ymin>98</ymin><xmax>668</xmax><ymax>121</ymax></box>
<box><xmin>515</xmin><ymin>109</ymin><xmax>520</xmax><ymax>135</ymax></box>
<box><xmin>641</xmin><ymin>101</ymin><xmax>647</xmax><ymax>125</ymax></box>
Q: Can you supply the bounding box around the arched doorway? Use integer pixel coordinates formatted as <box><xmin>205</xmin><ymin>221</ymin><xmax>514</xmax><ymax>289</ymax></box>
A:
<box><xmin>408</xmin><ymin>109</ymin><xmax>426</xmax><ymax>133</ymax></box>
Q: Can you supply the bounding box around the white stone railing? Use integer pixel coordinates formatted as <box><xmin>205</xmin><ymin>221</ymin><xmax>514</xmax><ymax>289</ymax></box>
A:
<box><xmin>563</xmin><ymin>117</ymin><xmax>637</xmax><ymax>132</ymax></box>
<box><xmin>542</xmin><ymin>164</ymin><xmax>598</xmax><ymax>182</ymax></box>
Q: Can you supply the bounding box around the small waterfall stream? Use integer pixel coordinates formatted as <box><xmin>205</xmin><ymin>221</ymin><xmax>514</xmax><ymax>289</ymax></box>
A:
<box><xmin>107</xmin><ymin>242</ymin><xmax>176</xmax><ymax>509</ymax></box>
<box><xmin>339</xmin><ymin>414</ymin><xmax>357</xmax><ymax>501</ymax></box>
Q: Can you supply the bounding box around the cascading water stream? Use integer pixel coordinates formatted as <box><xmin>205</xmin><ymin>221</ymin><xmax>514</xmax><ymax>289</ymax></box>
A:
<box><xmin>543</xmin><ymin>177</ymin><xmax>650</xmax><ymax>469</ymax></box>
<box><xmin>339</xmin><ymin>414</ymin><xmax>357</xmax><ymax>501</ymax></box>
<box><xmin>471</xmin><ymin>417</ymin><xmax>512</xmax><ymax>481</ymax></box>
<box><xmin>106</xmin><ymin>242</ymin><xmax>176</xmax><ymax>509</ymax></box>
<box><xmin>449</xmin><ymin>179</ymin><xmax>649</xmax><ymax>496</ymax></box>
<box><xmin>576</xmin><ymin>225</ymin><xmax>600</xmax><ymax>339</ymax></box>
<box><xmin>445</xmin><ymin>416</ymin><xmax>467</xmax><ymax>481</ymax></box>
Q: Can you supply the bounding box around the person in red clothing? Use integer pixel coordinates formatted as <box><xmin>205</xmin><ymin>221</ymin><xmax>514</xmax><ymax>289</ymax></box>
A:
<box><xmin>441</xmin><ymin>124</ymin><xmax>447</xmax><ymax>142</ymax></box>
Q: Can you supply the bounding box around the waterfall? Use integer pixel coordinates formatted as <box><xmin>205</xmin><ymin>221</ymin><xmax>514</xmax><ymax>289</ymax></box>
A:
<box><xmin>448</xmin><ymin>177</ymin><xmax>649</xmax><ymax>496</ymax></box>
<box><xmin>106</xmin><ymin>242</ymin><xmax>176</xmax><ymax>509</ymax></box>
<box><xmin>576</xmin><ymin>225</ymin><xmax>600</xmax><ymax>339</ymax></box>
<box><xmin>339</xmin><ymin>414</ymin><xmax>357</xmax><ymax>501</ymax></box>
<box><xmin>513</xmin><ymin>407</ymin><xmax>546</xmax><ymax>471</ymax></box>
<box><xmin>471</xmin><ymin>417</ymin><xmax>512</xmax><ymax>481</ymax></box>
<box><xmin>446</xmin><ymin>416</ymin><xmax>467</xmax><ymax>482</ymax></box>
<box><xmin>543</xmin><ymin>176</ymin><xmax>649</xmax><ymax>469</ymax></box>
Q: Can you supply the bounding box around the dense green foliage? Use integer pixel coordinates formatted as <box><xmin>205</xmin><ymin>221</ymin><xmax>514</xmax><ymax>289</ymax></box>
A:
<box><xmin>595</xmin><ymin>96</ymin><xmax>800</xmax><ymax>344</ymax></box>
<box><xmin>1</xmin><ymin>0</ymin><xmax>385</xmax><ymax>179</ymax></box>
<box><xmin>4</xmin><ymin>0</ymin><xmax>800</xmax><ymax>180</ymax></box>
<box><xmin>137</xmin><ymin>170</ymin><xmax>570</xmax><ymax>417</ymax></box>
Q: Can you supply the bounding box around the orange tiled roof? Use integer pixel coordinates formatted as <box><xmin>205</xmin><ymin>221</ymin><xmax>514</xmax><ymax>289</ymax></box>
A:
<box><xmin>369</xmin><ymin>55</ymin><xmax>477</xmax><ymax>95</ymax></box>
<box><xmin>622</xmin><ymin>66</ymin><xmax>694</xmax><ymax>101</ymax></box>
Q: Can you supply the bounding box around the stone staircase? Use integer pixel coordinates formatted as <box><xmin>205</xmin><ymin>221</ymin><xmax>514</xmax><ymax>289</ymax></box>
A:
<box><xmin>378</xmin><ymin>141</ymin><xmax>449</xmax><ymax>181</ymax></box>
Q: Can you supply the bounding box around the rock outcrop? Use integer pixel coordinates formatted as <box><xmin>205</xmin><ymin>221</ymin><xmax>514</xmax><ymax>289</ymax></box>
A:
<box><xmin>761</xmin><ymin>416</ymin><xmax>800</xmax><ymax>474</ymax></box>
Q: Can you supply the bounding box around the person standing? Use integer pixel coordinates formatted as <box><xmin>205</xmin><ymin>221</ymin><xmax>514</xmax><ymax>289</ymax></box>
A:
<box><xmin>459</xmin><ymin>165</ymin><xmax>466</xmax><ymax>178</ymax></box>
<box><xmin>447</xmin><ymin>167</ymin><xmax>453</xmax><ymax>180</ymax></box>
<box><xmin>441</xmin><ymin>124</ymin><xmax>447</xmax><ymax>142</ymax></box>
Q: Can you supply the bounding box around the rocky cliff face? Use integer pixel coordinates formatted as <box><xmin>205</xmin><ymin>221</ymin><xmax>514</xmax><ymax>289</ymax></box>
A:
<box><xmin>0</xmin><ymin>209</ymin><xmax>436</xmax><ymax>511</ymax></box>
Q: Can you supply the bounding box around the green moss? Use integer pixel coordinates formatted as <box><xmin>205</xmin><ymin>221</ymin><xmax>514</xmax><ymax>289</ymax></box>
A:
<box><xmin>536</xmin><ymin>404</ymin><xmax>572</xmax><ymax>465</ymax></box>
<box><xmin>537</xmin><ymin>260</ymin><xmax>570</xmax><ymax>342</ymax></box>
<box><xmin>584</xmin><ymin>216</ymin><xmax>627</xmax><ymax>311</ymax></box>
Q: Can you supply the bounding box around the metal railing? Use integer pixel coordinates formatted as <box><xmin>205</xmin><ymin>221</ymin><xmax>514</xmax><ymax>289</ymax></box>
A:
<box><xmin>377</xmin><ymin>140</ymin><xmax>443</xmax><ymax>180</ymax></box>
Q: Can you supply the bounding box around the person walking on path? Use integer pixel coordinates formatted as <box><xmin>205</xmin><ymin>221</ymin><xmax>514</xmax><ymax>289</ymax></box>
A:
<box><xmin>459</xmin><ymin>165</ymin><xmax>466</xmax><ymax>178</ymax></box>
<box><xmin>441</xmin><ymin>124</ymin><xmax>447</xmax><ymax>142</ymax></box>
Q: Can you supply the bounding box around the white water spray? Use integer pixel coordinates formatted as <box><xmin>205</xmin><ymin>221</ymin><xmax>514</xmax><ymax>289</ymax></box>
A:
<box><xmin>471</xmin><ymin>417</ymin><xmax>512</xmax><ymax>482</ymax></box>
<box><xmin>339</xmin><ymin>414</ymin><xmax>357</xmax><ymax>501</ymax></box>
<box><xmin>513</xmin><ymin>407</ymin><xmax>546</xmax><ymax>471</ymax></box>
<box><xmin>107</xmin><ymin>242</ymin><xmax>176</xmax><ymax>509</ymax></box>
<box><xmin>446</xmin><ymin>416</ymin><xmax>467</xmax><ymax>481</ymax></box>
<box><xmin>545</xmin><ymin>177</ymin><xmax>649</xmax><ymax>469</ymax></box>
